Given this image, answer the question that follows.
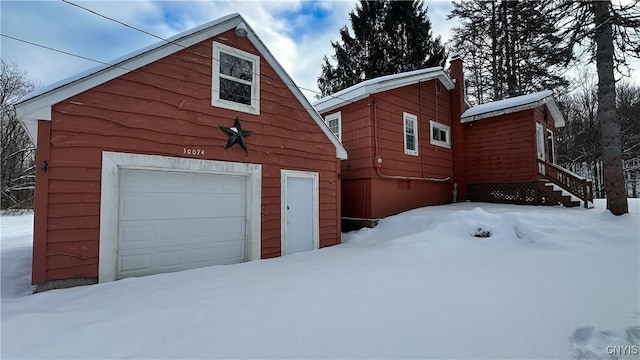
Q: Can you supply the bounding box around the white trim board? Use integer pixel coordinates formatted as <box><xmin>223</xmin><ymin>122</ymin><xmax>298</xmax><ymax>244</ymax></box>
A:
<box><xmin>460</xmin><ymin>90</ymin><xmax>565</xmax><ymax>127</ymax></box>
<box><xmin>313</xmin><ymin>67</ymin><xmax>455</xmax><ymax>114</ymax></box>
<box><xmin>99</xmin><ymin>151</ymin><xmax>261</xmax><ymax>283</ymax></box>
<box><xmin>15</xmin><ymin>14</ymin><xmax>347</xmax><ymax>160</ymax></box>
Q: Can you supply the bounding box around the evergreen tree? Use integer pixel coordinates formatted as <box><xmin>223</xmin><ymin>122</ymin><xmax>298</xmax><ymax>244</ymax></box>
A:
<box><xmin>318</xmin><ymin>0</ymin><xmax>446</xmax><ymax>97</ymax></box>
<box><xmin>448</xmin><ymin>1</ymin><xmax>570</xmax><ymax>103</ymax></box>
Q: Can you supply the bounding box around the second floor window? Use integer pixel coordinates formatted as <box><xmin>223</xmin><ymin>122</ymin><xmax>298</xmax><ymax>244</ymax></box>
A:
<box><xmin>212</xmin><ymin>42</ymin><xmax>260</xmax><ymax>115</ymax></box>
<box><xmin>324</xmin><ymin>112</ymin><xmax>341</xmax><ymax>141</ymax></box>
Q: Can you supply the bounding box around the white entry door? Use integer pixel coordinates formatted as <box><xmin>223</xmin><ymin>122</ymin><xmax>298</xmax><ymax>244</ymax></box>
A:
<box><xmin>281</xmin><ymin>170</ymin><xmax>319</xmax><ymax>255</ymax></box>
<box><xmin>536</xmin><ymin>122</ymin><xmax>546</xmax><ymax>174</ymax></box>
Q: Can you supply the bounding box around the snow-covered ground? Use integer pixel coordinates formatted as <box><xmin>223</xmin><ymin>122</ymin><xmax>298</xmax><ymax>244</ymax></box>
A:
<box><xmin>1</xmin><ymin>200</ymin><xmax>639</xmax><ymax>359</ymax></box>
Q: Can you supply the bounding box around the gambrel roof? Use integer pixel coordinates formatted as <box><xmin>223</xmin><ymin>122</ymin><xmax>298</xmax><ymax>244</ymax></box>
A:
<box><xmin>15</xmin><ymin>13</ymin><xmax>347</xmax><ymax>159</ymax></box>
<box><xmin>460</xmin><ymin>90</ymin><xmax>565</xmax><ymax>127</ymax></box>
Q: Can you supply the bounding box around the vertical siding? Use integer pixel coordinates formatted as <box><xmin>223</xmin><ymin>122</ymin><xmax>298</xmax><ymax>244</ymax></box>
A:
<box><xmin>466</xmin><ymin>109</ymin><xmax>538</xmax><ymax>184</ymax></box>
<box><xmin>37</xmin><ymin>30</ymin><xmax>340</xmax><ymax>283</ymax></box>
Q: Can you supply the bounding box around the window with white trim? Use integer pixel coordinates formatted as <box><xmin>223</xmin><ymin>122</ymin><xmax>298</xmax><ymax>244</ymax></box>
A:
<box><xmin>430</xmin><ymin>120</ymin><xmax>450</xmax><ymax>148</ymax></box>
<box><xmin>546</xmin><ymin>129</ymin><xmax>555</xmax><ymax>164</ymax></box>
<box><xmin>403</xmin><ymin>112</ymin><xmax>418</xmax><ymax>156</ymax></box>
<box><xmin>212</xmin><ymin>42</ymin><xmax>260</xmax><ymax>114</ymax></box>
<box><xmin>324</xmin><ymin>112</ymin><xmax>341</xmax><ymax>141</ymax></box>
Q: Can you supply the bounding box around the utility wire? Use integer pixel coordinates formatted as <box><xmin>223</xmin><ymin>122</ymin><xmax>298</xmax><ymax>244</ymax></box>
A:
<box><xmin>59</xmin><ymin>0</ymin><xmax>355</xmax><ymax>104</ymax></box>
<box><xmin>60</xmin><ymin>0</ymin><xmax>209</xmax><ymax>59</ymax></box>
<box><xmin>5</xmin><ymin>1</ymin><xmax>357</xmax><ymax>106</ymax></box>
<box><xmin>1</xmin><ymin>33</ymin><xmax>132</xmax><ymax>70</ymax></box>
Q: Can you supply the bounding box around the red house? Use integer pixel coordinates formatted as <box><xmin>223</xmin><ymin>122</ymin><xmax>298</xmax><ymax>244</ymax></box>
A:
<box><xmin>315</xmin><ymin>55</ymin><xmax>592</xmax><ymax>229</ymax></box>
<box><xmin>16</xmin><ymin>14</ymin><xmax>347</xmax><ymax>290</ymax></box>
<box><xmin>314</xmin><ymin>67</ymin><xmax>456</xmax><ymax>228</ymax></box>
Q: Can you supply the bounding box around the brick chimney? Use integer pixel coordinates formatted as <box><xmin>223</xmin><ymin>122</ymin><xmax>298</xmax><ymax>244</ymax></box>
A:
<box><xmin>449</xmin><ymin>53</ymin><xmax>468</xmax><ymax>201</ymax></box>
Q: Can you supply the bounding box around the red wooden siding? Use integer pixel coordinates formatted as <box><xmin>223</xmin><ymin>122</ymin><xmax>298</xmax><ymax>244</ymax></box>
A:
<box><xmin>466</xmin><ymin>109</ymin><xmax>538</xmax><ymax>184</ymax></box>
<box><xmin>36</xmin><ymin>30</ymin><xmax>340</xmax><ymax>283</ymax></box>
<box><xmin>325</xmin><ymin>79</ymin><xmax>454</xmax><ymax>219</ymax></box>
<box><xmin>331</xmin><ymin>98</ymin><xmax>374</xmax><ymax>180</ymax></box>
<box><xmin>370</xmin><ymin>179</ymin><xmax>451</xmax><ymax>218</ymax></box>
<box><xmin>372</xmin><ymin>81</ymin><xmax>453</xmax><ymax>179</ymax></box>
<box><xmin>32</xmin><ymin>120</ymin><xmax>51</xmax><ymax>285</ymax></box>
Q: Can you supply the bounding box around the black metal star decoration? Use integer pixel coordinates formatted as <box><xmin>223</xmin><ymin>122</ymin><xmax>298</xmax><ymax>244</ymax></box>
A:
<box><xmin>219</xmin><ymin>117</ymin><xmax>253</xmax><ymax>154</ymax></box>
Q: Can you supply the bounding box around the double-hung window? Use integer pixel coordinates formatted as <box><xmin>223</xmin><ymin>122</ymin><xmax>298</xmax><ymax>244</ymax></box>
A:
<box><xmin>324</xmin><ymin>112</ymin><xmax>341</xmax><ymax>141</ymax></box>
<box><xmin>212</xmin><ymin>42</ymin><xmax>260</xmax><ymax>114</ymax></box>
<box><xmin>403</xmin><ymin>112</ymin><xmax>418</xmax><ymax>156</ymax></box>
<box><xmin>430</xmin><ymin>120</ymin><xmax>450</xmax><ymax>148</ymax></box>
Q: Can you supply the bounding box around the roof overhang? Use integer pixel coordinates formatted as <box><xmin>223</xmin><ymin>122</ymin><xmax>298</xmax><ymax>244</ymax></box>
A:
<box><xmin>15</xmin><ymin>14</ymin><xmax>347</xmax><ymax>159</ymax></box>
<box><xmin>460</xmin><ymin>91</ymin><xmax>565</xmax><ymax>128</ymax></box>
<box><xmin>313</xmin><ymin>68</ymin><xmax>455</xmax><ymax>114</ymax></box>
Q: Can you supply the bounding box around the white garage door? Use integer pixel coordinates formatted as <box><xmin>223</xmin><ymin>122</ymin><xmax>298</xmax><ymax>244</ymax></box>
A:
<box><xmin>117</xmin><ymin>169</ymin><xmax>246</xmax><ymax>279</ymax></box>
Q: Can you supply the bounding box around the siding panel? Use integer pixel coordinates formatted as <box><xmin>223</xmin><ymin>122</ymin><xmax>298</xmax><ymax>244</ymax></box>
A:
<box><xmin>37</xmin><ymin>30</ymin><xmax>340</xmax><ymax>283</ymax></box>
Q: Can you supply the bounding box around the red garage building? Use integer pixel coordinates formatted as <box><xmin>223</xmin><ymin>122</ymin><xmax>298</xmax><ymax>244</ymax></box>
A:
<box><xmin>16</xmin><ymin>14</ymin><xmax>346</xmax><ymax>290</ymax></box>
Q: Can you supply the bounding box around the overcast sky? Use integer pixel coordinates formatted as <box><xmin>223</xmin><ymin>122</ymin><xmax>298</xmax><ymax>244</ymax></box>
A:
<box><xmin>1</xmin><ymin>0</ymin><xmax>457</xmax><ymax>101</ymax></box>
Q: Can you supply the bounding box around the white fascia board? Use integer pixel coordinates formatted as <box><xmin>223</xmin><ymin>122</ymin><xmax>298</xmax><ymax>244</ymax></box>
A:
<box><xmin>20</xmin><ymin>118</ymin><xmax>39</xmax><ymax>144</ymax></box>
<box><xmin>14</xmin><ymin>15</ymin><xmax>238</xmax><ymax>123</ymax></box>
<box><xmin>313</xmin><ymin>68</ymin><xmax>454</xmax><ymax>114</ymax></box>
<box><xmin>460</xmin><ymin>101</ymin><xmax>542</xmax><ymax>123</ymax></box>
<box><xmin>16</xmin><ymin>107</ymin><xmax>50</xmax><ymax>145</ymax></box>
<box><xmin>372</xmin><ymin>73</ymin><xmax>455</xmax><ymax>94</ymax></box>
<box><xmin>15</xmin><ymin>14</ymin><xmax>347</xmax><ymax>159</ymax></box>
<box><xmin>544</xmin><ymin>98</ymin><xmax>565</xmax><ymax>128</ymax></box>
<box><xmin>461</xmin><ymin>95</ymin><xmax>565</xmax><ymax>128</ymax></box>
<box><xmin>245</xmin><ymin>25</ymin><xmax>347</xmax><ymax>160</ymax></box>
<box><xmin>313</xmin><ymin>87</ymin><xmax>369</xmax><ymax>114</ymax></box>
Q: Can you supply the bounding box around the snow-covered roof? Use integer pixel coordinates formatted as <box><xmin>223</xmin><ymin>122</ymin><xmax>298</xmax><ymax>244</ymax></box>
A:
<box><xmin>460</xmin><ymin>90</ymin><xmax>565</xmax><ymax>127</ymax></box>
<box><xmin>313</xmin><ymin>67</ymin><xmax>456</xmax><ymax>114</ymax></box>
<box><xmin>15</xmin><ymin>14</ymin><xmax>347</xmax><ymax>159</ymax></box>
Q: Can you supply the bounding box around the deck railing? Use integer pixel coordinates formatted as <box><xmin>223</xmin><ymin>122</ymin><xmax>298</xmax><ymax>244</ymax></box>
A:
<box><xmin>537</xmin><ymin>159</ymin><xmax>594</xmax><ymax>208</ymax></box>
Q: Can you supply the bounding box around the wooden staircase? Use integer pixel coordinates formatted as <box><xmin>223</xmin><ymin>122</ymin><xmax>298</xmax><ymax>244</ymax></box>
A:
<box><xmin>537</xmin><ymin>159</ymin><xmax>594</xmax><ymax>208</ymax></box>
<box><xmin>536</xmin><ymin>181</ymin><xmax>581</xmax><ymax>207</ymax></box>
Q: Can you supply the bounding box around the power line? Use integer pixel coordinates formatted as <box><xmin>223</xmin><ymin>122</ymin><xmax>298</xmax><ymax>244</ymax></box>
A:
<box><xmin>60</xmin><ymin>0</ymin><xmax>209</xmax><ymax>59</ymax></box>
<box><xmin>5</xmin><ymin>3</ymin><xmax>356</xmax><ymax>107</ymax></box>
<box><xmin>0</xmin><ymin>33</ymin><xmax>132</xmax><ymax>70</ymax></box>
<box><xmin>59</xmin><ymin>0</ymin><xmax>354</xmax><ymax>104</ymax></box>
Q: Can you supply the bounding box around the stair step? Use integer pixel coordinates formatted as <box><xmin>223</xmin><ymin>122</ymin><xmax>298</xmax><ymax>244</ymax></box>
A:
<box><xmin>544</xmin><ymin>183</ymin><xmax>580</xmax><ymax>201</ymax></box>
<box><xmin>542</xmin><ymin>183</ymin><xmax>580</xmax><ymax>207</ymax></box>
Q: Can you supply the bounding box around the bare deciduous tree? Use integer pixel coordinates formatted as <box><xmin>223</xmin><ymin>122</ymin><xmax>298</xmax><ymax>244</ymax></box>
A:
<box><xmin>1</xmin><ymin>60</ymin><xmax>36</xmax><ymax>212</ymax></box>
<box><xmin>551</xmin><ymin>0</ymin><xmax>640</xmax><ymax>215</ymax></box>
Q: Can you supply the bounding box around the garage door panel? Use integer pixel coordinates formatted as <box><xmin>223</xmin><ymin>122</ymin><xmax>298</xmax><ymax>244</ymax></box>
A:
<box><xmin>116</xmin><ymin>169</ymin><xmax>248</xmax><ymax>279</ymax></box>
<box><xmin>119</xmin><ymin>193</ymin><xmax>245</xmax><ymax>221</ymax></box>
<box><xmin>217</xmin><ymin>241</ymin><xmax>245</xmax><ymax>264</ymax></box>
<box><xmin>118</xmin><ymin>252</ymin><xmax>152</xmax><ymax>275</ymax></box>
<box><xmin>120</xmin><ymin>170</ymin><xmax>245</xmax><ymax>194</ymax></box>
<box><xmin>118</xmin><ymin>240</ymin><xmax>245</xmax><ymax>277</ymax></box>
<box><xmin>157</xmin><ymin>248</ymin><xmax>186</xmax><ymax>269</ymax></box>
<box><xmin>119</xmin><ymin>217</ymin><xmax>245</xmax><ymax>250</ymax></box>
<box><xmin>191</xmin><ymin>173</ymin><xmax>245</xmax><ymax>193</ymax></box>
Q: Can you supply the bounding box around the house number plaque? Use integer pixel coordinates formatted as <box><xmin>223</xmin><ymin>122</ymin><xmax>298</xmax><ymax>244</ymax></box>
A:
<box><xmin>183</xmin><ymin>148</ymin><xmax>205</xmax><ymax>156</ymax></box>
